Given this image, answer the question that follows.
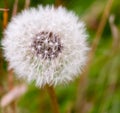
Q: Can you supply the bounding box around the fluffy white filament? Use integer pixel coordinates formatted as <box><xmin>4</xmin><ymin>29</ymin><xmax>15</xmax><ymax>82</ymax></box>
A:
<box><xmin>2</xmin><ymin>5</ymin><xmax>88</xmax><ymax>87</ymax></box>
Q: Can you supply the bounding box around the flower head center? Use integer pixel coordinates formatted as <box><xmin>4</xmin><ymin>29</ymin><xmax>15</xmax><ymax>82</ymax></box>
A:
<box><xmin>31</xmin><ymin>31</ymin><xmax>63</xmax><ymax>60</ymax></box>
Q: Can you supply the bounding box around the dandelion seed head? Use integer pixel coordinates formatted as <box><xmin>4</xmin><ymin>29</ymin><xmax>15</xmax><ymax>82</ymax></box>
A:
<box><xmin>2</xmin><ymin>5</ymin><xmax>89</xmax><ymax>87</ymax></box>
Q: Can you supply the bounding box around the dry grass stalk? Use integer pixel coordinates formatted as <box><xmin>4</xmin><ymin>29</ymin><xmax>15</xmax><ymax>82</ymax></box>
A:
<box><xmin>12</xmin><ymin>0</ymin><xmax>19</xmax><ymax>16</ymax></box>
<box><xmin>0</xmin><ymin>8</ymin><xmax>9</xmax><ymax>11</ymax></box>
<box><xmin>55</xmin><ymin>0</ymin><xmax>64</xmax><ymax>7</ymax></box>
<box><xmin>109</xmin><ymin>15</ymin><xmax>120</xmax><ymax>50</ymax></box>
<box><xmin>76</xmin><ymin>0</ymin><xmax>114</xmax><ymax>113</ymax></box>
<box><xmin>6</xmin><ymin>0</ymin><xmax>19</xmax><ymax>112</ymax></box>
<box><xmin>24</xmin><ymin>0</ymin><xmax>30</xmax><ymax>9</ymax></box>
<box><xmin>0</xmin><ymin>84</ymin><xmax>27</xmax><ymax>108</ymax></box>
<box><xmin>3</xmin><ymin>9</ymin><xmax>8</xmax><ymax>29</ymax></box>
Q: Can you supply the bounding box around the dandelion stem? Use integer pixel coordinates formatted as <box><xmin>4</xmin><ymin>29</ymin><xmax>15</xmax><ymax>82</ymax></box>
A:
<box><xmin>46</xmin><ymin>85</ymin><xmax>60</xmax><ymax>113</ymax></box>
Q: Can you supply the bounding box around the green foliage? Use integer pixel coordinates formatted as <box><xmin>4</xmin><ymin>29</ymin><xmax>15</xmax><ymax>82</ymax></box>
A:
<box><xmin>0</xmin><ymin>0</ymin><xmax>120</xmax><ymax>113</ymax></box>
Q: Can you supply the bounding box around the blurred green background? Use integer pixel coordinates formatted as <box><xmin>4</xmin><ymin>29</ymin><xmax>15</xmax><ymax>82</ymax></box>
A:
<box><xmin>0</xmin><ymin>0</ymin><xmax>120</xmax><ymax>113</ymax></box>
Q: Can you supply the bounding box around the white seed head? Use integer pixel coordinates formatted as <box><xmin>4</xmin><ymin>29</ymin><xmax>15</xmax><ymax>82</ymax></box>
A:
<box><xmin>55</xmin><ymin>42</ymin><xmax>58</xmax><ymax>46</ymax></box>
<box><xmin>44</xmin><ymin>39</ymin><xmax>48</xmax><ymax>44</ymax></box>
<box><xmin>31</xmin><ymin>48</ymin><xmax>35</xmax><ymax>52</ymax></box>
<box><xmin>49</xmin><ymin>42</ymin><xmax>53</xmax><ymax>46</ymax></box>
<box><xmin>37</xmin><ymin>36</ymin><xmax>41</xmax><ymax>39</ymax></box>
<box><xmin>37</xmin><ymin>45</ymin><xmax>41</xmax><ymax>49</ymax></box>
<box><xmin>44</xmin><ymin>50</ymin><xmax>48</xmax><ymax>54</ymax></box>
<box><xmin>2</xmin><ymin>5</ymin><xmax>89</xmax><ymax>87</ymax></box>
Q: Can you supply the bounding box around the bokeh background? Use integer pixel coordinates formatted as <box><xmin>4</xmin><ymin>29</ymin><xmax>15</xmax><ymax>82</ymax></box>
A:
<box><xmin>0</xmin><ymin>0</ymin><xmax>120</xmax><ymax>113</ymax></box>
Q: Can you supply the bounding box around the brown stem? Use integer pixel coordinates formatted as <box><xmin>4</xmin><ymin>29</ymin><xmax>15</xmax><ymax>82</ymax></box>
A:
<box><xmin>3</xmin><ymin>0</ymin><xmax>9</xmax><ymax>29</ymax></box>
<box><xmin>46</xmin><ymin>85</ymin><xmax>60</xmax><ymax>113</ymax></box>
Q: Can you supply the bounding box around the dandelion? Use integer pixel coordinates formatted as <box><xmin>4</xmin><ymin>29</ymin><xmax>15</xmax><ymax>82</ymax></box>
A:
<box><xmin>2</xmin><ymin>5</ymin><xmax>88</xmax><ymax>87</ymax></box>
